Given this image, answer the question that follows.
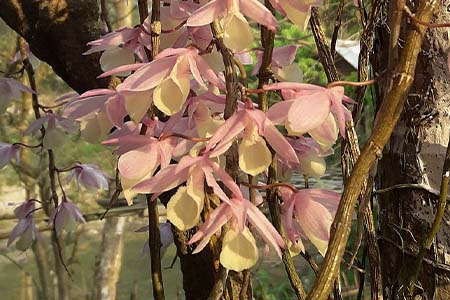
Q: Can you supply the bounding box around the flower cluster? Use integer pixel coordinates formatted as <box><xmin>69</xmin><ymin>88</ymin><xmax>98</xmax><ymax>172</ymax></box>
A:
<box><xmin>0</xmin><ymin>0</ymin><xmax>353</xmax><ymax>272</ymax></box>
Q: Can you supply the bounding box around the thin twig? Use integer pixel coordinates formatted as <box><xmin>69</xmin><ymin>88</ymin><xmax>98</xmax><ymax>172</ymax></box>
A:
<box><xmin>404</xmin><ymin>5</ymin><xmax>450</xmax><ymax>28</ymax></box>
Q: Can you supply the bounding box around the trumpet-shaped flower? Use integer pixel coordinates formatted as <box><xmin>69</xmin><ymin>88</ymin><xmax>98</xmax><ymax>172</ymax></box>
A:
<box><xmin>7</xmin><ymin>200</ymin><xmax>39</xmax><ymax>251</ymax></box>
<box><xmin>264</xmin><ymin>82</ymin><xmax>353</xmax><ymax>143</ymax></box>
<box><xmin>187</xmin><ymin>0</ymin><xmax>278</xmax><ymax>51</ymax></box>
<box><xmin>187</xmin><ymin>194</ymin><xmax>285</xmax><ymax>271</ymax></box>
<box><xmin>0</xmin><ymin>143</ymin><xmax>20</xmax><ymax>169</ymax></box>
<box><xmin>279</xmin><ymin>187</ymin><xmax>340</xmax><ymax>256</ymax></box>
<box><xmin>25</xmin><ymin>111</ymin><xmax>78</xmax><ymax>149</ymax></box>
<box><xmin>133</xmin><ymin>153</ymin><xmax>241</xmax><ymax>206</ymax></box>
<box><xmin>205</xmin><ymin>106</ymin><xmax>299</xmax><ymax>175</ymax></box>
<box><xmin>0</xmin><ymin>77</ymin><xmax>35</xmax><ymax>113</ymax></box>
<box><xmin>252</xmin><ymin>45</ymin><xmax>303</xmax><ymax>82</ymax></box>
<box><xmin>280</xmin><ymin>137</ymin><xmax>333</xmax><ymax>179</ymax></box>
<box><xmin>84</xmin><ymin>18</ymin><xmax>151</xmax><ymax>61</ymax></box>
<box><xmin>108</xmin><ymin>48</ymin><xmax>223</xmax><ymax>116</ymax></box>
<box><xmin>49</xmin><ymin>198</ymin><xmax>86</xmax><ymax>234</ymax></box>
<box><xmin>269</xmin><ymin>0</ymin><xmax>322</xmax><ymax>31</ymax></box>
<box><xmin>103</xmin><ymin>134</ymin><xmax>177</xmax><ymax>204</ymax></box>
<box><xmin>67</xmin><ymin>163</ymin><xmax>109</xmax><ymax>191</ymax></box>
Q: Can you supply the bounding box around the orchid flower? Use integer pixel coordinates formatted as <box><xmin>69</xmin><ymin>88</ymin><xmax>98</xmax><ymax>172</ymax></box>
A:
<box><xmin>136</xmin><ymin>221</ymin><xmax>174</xmax><ymax>258</ymax></box>
<box><xmin>0</xmin><ymin>143</ymin><xmax>20</xmax><ymax>169</ymax></box>
<box><xmin>205</xmin><ymin>106</ymin><xmax>299</xmax><ymax>176</ymax></box>
<box><xmin>252</xmin><ymin>45</ymin><xmax>303</xmax><ymax>82</ymax></box>
<box><xmin>0</xmin><ymin>77</ymin><xmax>35</xmax><ymax>113</ymax></box>
<box><xmin>269</xmin><ymin>0</ymin><xmax>323</xmax><ymax>31</ymax></box>
<box><xmin>102</xmin><ymin>48</ymin><xmax>224</xmax><ymax>117</ymax></box>
<box><xmin>25</xmin><ymin>111</ymin><xmax>78</xmax><ymax>149</ymax></box>
<box><xmin>187</xmin><ymin>0</ymin><xmax>278</xmax><ymax>51</ymax></box>
<box><xmin>7</xmin><ymin>200</ymin><xmax>39</xmax><ymax>251</ymax></box>
<box><xmin>279</xmin><ymin>137</ymin><xmax>333</xmax><ymax>179</ymax></box>
<box><xmin>84</xmin><ymin>18</ymin><xmax>151</xmax><ymax>61</ymax></box>
<box><xmin>187</xmin><ymin>194</ymin><xmax>285</xmax><ymax>271</ymax></box>
<box><xmin>67</xmin><ymin>163</ymin><xmax>109</xmax><ymax>191</ymax></box>
<box><xmin>133</xmin><ymin>152</ymin><xmax>243</xmax><ymax>228</ymax></box>
<box><xmin>279</xmin><ymin>187</ymin><xmax>340</xmax><ymax>256</ymax></box>
<box><xmin>264</xmin><ymin>82</ymin><xmax>353</xmax><ymax>147</ymax></box>
<box><xmin>103</xmin><ymin>134</ymin><xmax>177</xmax><ymax>204</ymax></box>
<box><xmin>160</xmin><ymin>2</ymin><xmax>213</xmax><ymax>50</ymax></box>
<box><xmin>49</xmin><ymin>197</ymin><xmax>86</xmax><ymax>234</ymax></box>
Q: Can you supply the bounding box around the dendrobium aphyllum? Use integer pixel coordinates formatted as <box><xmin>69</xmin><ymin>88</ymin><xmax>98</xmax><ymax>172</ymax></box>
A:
<box><xmin>84</xmin><ymin>18</ymin><xmax>151</xmax><ymax>62</ymax></box>
<box><xmin>25</xmin><ymin>111</ymin><xmax>78</xmax><ymax>149</ymax></box>
<box><xmin>279</xmin><ymin>187</ymin><xmax>340</xmax><ymax>256</ymax></box>
<box><xmin>205</xmin><ymin>106</ymin><xmax>299</xmax><ymax>176</ymax></box>
<box><xmin>49</xmin><ymin>197</ymin><xmax>86</xmax><ymax>234</ymax></box>
<box><xmin>269</xmin><ymin>0</ymin><xmax>323</xmax><ymax>31</ymax></box>
<box><xmin>252</xmin><ymin>45</ymin><xmax>303</xmax><ymax>83</ymax></box>
<box><xmin>8</xmin><ymin>200</ymin><xmax>39</xmax><ymax>251</ymax></box>
<box><xmin>101</xmin><ymin>47</ymin><xmax>224</xmax><ymax>117</ymax></box>
<box><xmin>264</xmin><ymin>82</ymin><xmax>353</xmax><ymax>148</ymax></box>
<box><xmin>280</xmin><ymin>137</ymin><xmax>333</xmax><ymax>179</ymax></box>
<box><xmin>102</xmin><ymin>133</ymin><xmax>177</xmax><ymax>204</ymax></box>
<box><xmin>135</xmin><ymin>148</ymin><xmax>223</xmax><ymax>199</ymax></box>
<box><xmin>67</xmin><ymin>163</ymin><xmax>109</xmax><ymax>191</ymax></box>
<box><xmin>187</xmin><ymin>195</ymin><xmax>285</xmax><ymax>271</ymax></box>
<box><xmin>0</xmin><ymin>77</ymin><xmax>35</xmax><ymax>113</ymax></box>
<box><xmin>187</xmin><ymin>0</ymin><xmax>278</xmax><ymax>51</ymax></box>
<box><xmin>0</xmin><ymin>143</ymin><xmax>20</xmax><ymax>169</ymax></box>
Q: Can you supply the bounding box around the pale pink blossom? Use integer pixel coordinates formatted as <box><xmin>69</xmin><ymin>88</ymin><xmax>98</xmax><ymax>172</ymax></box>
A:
<box><xmin>205</xmin><ymin>106</ymin><xmax>299</xmax><ymax>175</ymax></box>
<box><xmin>280</xmin><ymin>187</ymin><xmax>340</xmax><ymax>256</ymax></box>
<box><xmin>187</xmin><ymin>0</ymin><xmax>278</xmax><ymax>50</ymax></box>
<box><xmin>67</xmin><ymin>163</ymin><xmax>109</xmax><ymax>191</ymax></box>
<box><xmin>0</xmin><ymin>143</ymin><xmax>20</xmax><ymax>169</ymax></box>
<box><xmin>7</xmin><ymin>200</ymin><xmax>39</xmax><ymax>251</ymax></box>
<box><xmin>264</xmin><ymin>82</ymin><xmax>353</xmax><ymax>144</ymax></box>
<box><xmin>0</xmin><ymin>77</ymin><xmax>35</xmax><ymax>113</ymax></box>
<box><xmin>252</xmin><ymin>45</ymin><xmax>303</xmax><ymax>82</ymax></box>
<box><xmin>49</xmin><ymin>198</ymin><xmax>86</xmax><ymax>233</ymax></box>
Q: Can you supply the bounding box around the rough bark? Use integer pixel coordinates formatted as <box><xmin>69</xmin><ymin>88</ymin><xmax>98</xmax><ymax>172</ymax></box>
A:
<box><xmin>0</xmin><ymin>0</ymin><xmax>111</xmax><ymax>93</ymax></box>
<box><xmin>377</xmin><ymin>1</ymin><xmax>450</xmax><ymax>299</ymax></box>
<box><xmin>94</xmin><ymin>216</ymin><xmax>127</xmax><ymax>300</ymax></box>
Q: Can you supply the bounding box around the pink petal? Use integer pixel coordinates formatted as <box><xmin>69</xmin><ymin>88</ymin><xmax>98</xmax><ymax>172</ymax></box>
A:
<box><xmin>194</xmin><ymin>55</ymin><xmax>225</xmax><ymax>89</ymax></box>
<box><xmin>189</xmin><ymin>203</ymin><xmax>231</xmax><ymax>253</ymax></box>
<box><xmin>272</xmin><ymin>45</ymin><xmax>300</xmax><ymax>67</ymax></box>
<box><xmin>239</xmin><ymin>0</ymin><xmax>278</xmax><ymax>31</ymax></box>
<box><xmin>266</xmin><ymin>100</ymin><xmax>294</xmax><ymax>125</ymax></box>
<box><xmin>294</xmin><ymin>195</ymin><xmax>332</xmax><ymax>241</ymax></box>
<box><xmin>247</xmin><ymin>203</ymin><xmax>285</xmax><ymax>256</ymax></box>
<box><xmin>63</xmin><ymin>95</ymin><xmax>110</xmax><ymax>120</ymax></box>
<box><xmin>287</xmin><ymin>93</ymin><xmax>331</xmax><ymax>133</ymax></box>
<box><xmin>97</xmin><ymin>63</ymin><xmax>147</xmax><ymax>78</ymax></box>
<box><xmin>263</xmin><ymin>118</ymin><xmax>299</xmax><ymax>166</ymax></box>
<box><xmin>119</xmin><ymin>57</ymin><xmax>177</xmax><ymax>91</ymax></box>
<box><xmin>186</xmin><ymin>0</ymin><xmax>227</xmax><ymax>27</ymax></box>
<box><xmin>207</xmin><ymin>111</ymin><xmax>245</xmax><ymax>154</ymax></box>
<box><xmin>132</xmin><ymin>163</ymin><xmax>190</xmax><ymax>194</ymax></box>
<box><xmin>118</xmin><ymin>143</ymin><xmax>160</xmax><ymax>180</ymax></box>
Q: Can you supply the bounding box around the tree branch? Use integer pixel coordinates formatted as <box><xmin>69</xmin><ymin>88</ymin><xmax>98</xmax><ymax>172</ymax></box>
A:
<box><xmin>1</xmin><ymin>0</ymin><xmax>112</xmax><ymax>93</ymax></box>
<box><xmin>306</xmin><ymin>1</ymin><xmax>439</xmax><ymax>299</ymax></box>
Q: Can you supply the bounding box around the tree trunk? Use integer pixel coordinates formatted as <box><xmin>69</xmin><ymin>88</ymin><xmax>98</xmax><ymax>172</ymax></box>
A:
<box><xmin>0</xmin><ymin>0</ymin><xmax>112</xmax><ymax>93</ymax></box>
<box><xmin>377</xmin><ymin>1</ymin><xmax>450</xmax><ymax>299</ymax></box>
<box><xmin>93</xmin><ymin>216</ymin><xmax>127</xmax><ymax>300</ymax></box>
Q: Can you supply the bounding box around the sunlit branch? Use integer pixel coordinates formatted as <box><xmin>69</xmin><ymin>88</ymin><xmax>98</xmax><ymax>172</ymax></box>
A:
<box><xmin>404</xmin><ymin>5</ymin><xmax>450</xmax><ymax>28</ymax></box>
